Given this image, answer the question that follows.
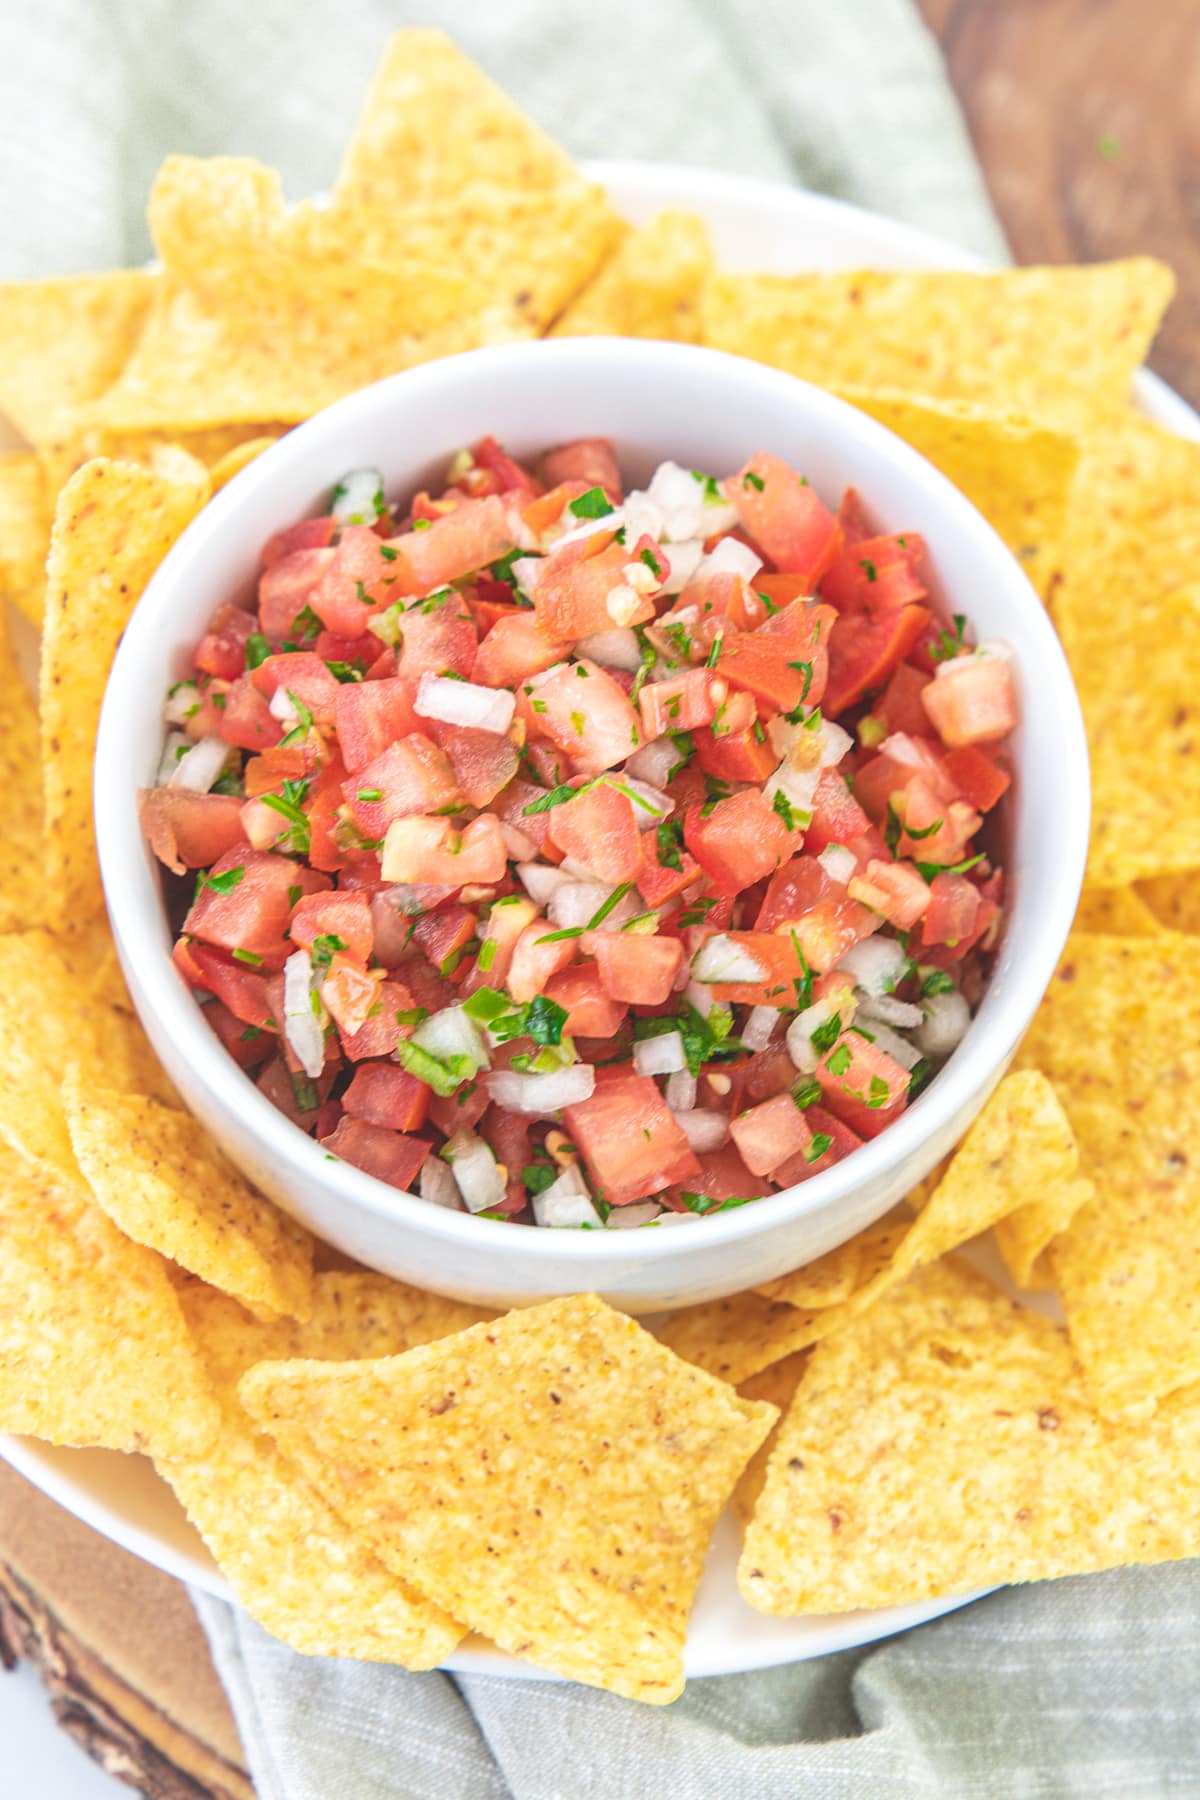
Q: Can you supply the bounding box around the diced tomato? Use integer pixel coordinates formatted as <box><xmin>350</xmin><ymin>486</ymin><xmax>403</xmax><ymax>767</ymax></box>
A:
<box><xmin>176</xmin><ymin>938</ymin><xmax>276</xmax><ymax>1029</ymax></box>
<box><xmin>539</xmin><ymin>438</ymin><xmax>623</xmax><ymax>501</ymax></box>
<box><xmin>675</xmin><ymin>571</ymin><xmax>763</xmax><ymax>633</ymax></box>
<box><xmin>544</xmin><ymin>962</ymin><xmax>628</xmax><ymax>1038</ymax></box>
<box><xmin>563</xmin><ymin>1069</ymin><xmax>700</xmax><ymax>1205</ymax></box>
<box><xmin>635</xmin><ymin>832</ymin><xmax>701</xmax><ymax>907</ymax></box>
<box><xmin>288</xmin><ymin>890</ymin><xmax>374</xmax><ymax>965</ymax></box>
<box><xmin>338</xmin><ymin>977</ymin><xmax>417</xmax><ymax>1061</ymax></box>
<box><xmin>472</xmin><ymin>612</ymin><xmax>570</xmax><ymax>689</ymax></box>
<box><xmin>663</xmin><ymin>1145</ymin><xmax>761</xmax><ymax>1212</ymax></box>
<box><xmin>717</xmin><ymin>629</ymin><xmax>814</xmax><ymax>715</ymax></box>
<box><xmin>393</xmin><ymin>590</ymin><xmax>478</xmax><ymax>684</ymax></box>
<box><xmin>479</xmin><ymin>1104</ymin><xmax>534</xmax><ymax>1214</ymax></box>
<box><xmin>139</xmin><ymin>790</ymin><xmax>247</xmax><ymax>875</ymax></box>
<box><xmin>848</xmin><ymin>858</ymin><xmax>931</xmax><ymax>930</ymax></box>
<box><xmin>803</xmin><ymin>771</ymin><xmax>869</xmax><ymax>855</ymax></box>
<box><xmin>250</xmin><ymin>651</ymin><xmax>342</xmax><ymax>729</ymax></box>
<box><xmin>694</xmin><ymin>693</ymin><xmax>778</xmax><ymax>784</ymax></box>
<box><xmin>334</xmin><ymin>677</ymin><xmax>419</xmax><ymax>772</ymax></box>
<box><xmin>321</xmin><ymin>954</ymin><xmax>386</xmax><ymax>1037</ymax></box>
<box><xmin>384</xmin><ymin>495</ymin><xmax>514</xmax><ymax>591</ymax></box>
<box><xmin>307</xmin><ymin>526</ymin><xmax>399</xmax><ymax>636</ymax></box>
<box><xmin>921</xmin><ymin>657</ymin><xmax>1017</xmax><ymax>748</ymax></box>
<box><xmin>262</xmin><ymin>515</ymin><xmax>337</xmax><ymax>569</ymax></box>
<box><xmin>463</xmin><ymin>897</ymin><xmax>537</xmax><ymax>995</ymax></box>
<box><xmin>258</xmin><ymin>547</ymin><xmax>334</xmax><ymax>643</ymax></box>
<box><xmin>684</xmin><ymin>791</ymin><xmax>790</xmax><ymax>896</ymax></box>
<box><xmin>877</xmin><ymin>662</ymin><xmax>933</xmax><ymax>737</ymax></box>
<box><xmin>257</xmin><ymin>1057</ymin><xmax>335</xmax><ymax>1130</ymax></box>
<box><xmin>548</xmin><ymin>781</ymin><xmax>643</xmax><ymax>885</ymax></box>
<box><xmin>218</xmin><ymin>673</ymin><xmax>283</xmax><ymax>751</ymax></box>
<box><xmin>468</xmin><ymin>435</ymin><xmax>541</xmax><ymax>501</ymax></box>
<box><xmin>343</xmin><ymin>1063</ymin><xmax>431</xmax><ymax>1132</ymax></box>
<box><xmin>836</xmin><ymin>488</ymin><xmax>872</xmax><ymax>547</ymax></box>
<box><xmin>186</xmin><ymin>848</ymin><xmax>328</xmax><ymax>970</ymax></box>
<box><xmin>922</xmin><ymin>870</ymin><xmax>982</xmax><ymax>947</ymax></box>
<box><xmin>942</xmin><ymin>745</ymin><xmax>1011</xmax><ymax>813</ymax></box>
<box><xmin>753</xmin><ymin>574</ymin><xmax>811</xmax><ymax>612</ymax></box>
<box><xmin>773</xmin><ymin>1104</ymin><xmax>864</xmax><ymax>1184</ymax></box>
<box><xmin>816</xmin><ymin>1033</ymin><xmax>909</xmax><ymax>1139</ymax></box>
<box><xmin>430</xmin><ymin>1082</ymin><xmax>491</xmax><ymax>1137</ymax></box>
<box><xmin>319</xmin><ymin>1116</ymin><xmax>431</xmax><ymax>1192</ymax></box>
<box><xmin>341</xmin><ymin>735</ymin><xmax>460</xmax><ymax>836</ymax></box>
<box><xmin>705</xmin><ymin>930</ymin><xmax>812</xmax><ymax>1007</ymax></box>
<box><xmin>526</xmin><ymin>660</ymin><xmax>641</xmax><ymax>774</ymax></box>
<box><xmin>534</xmin><ymin>533</ymin><xmax>654</xmax><ymax>640</ymax></box>
<box><xmin>521</xmin><ymin>480</ymin><xmax>591</xmax><ymax>537</ymax></box>
<box><xmin>592</xmin><ymin>932</ymin><xmax>683</xmax><ymax>1004</ymax></box>
<box><xmin>823</xmin><ymin>604</ymin><xmax>932</xmax><ymax>716</ymax></box>
<box><xmin>754</xmin><ymin>854</ymin><xmax>833</xmax><ymax>930</ymax></box>
<box><xmin>754</xmin><ymin>857</ymin><xmax>877</xmax><ymax>971</ymax></box>
<box><xmin>314</xmin><ymin>629</ymin><xmax>374</xmax><ymax>670</ymax></box>
<box><xmin>638</xmin><ymin>669</ymin><xmax>718</xmax><ymax>738</ymax></box>
<box><xmin>491</xmin><ymin>779</ymin><xmax>561</xmax><ymax>860</ymax></box>
<box><xmin>381</xmin><ymin>814</ymin><xmax>507</xmax><ymax>887</ymax></box>
<box><xmin>740</xmin><ymin>1044</ymin><xmax>798</xmax><ymax>1105</ymax></box>
<box><xmin>505</xmin><ymin>919</ymin><xmax>578</xmax><ymax>1004</ymax></box>
<box><xmin>820</xmin><ymin>533</ymin><xmax>927</xmax><ymax>613</ymax></box>
<box><xmin>429</xmin><ymin>721</ymin><xmax>519</xmax><ymax>809</ymax></box>
<box><xmin>412</xmin><ymin>903</ymin><xmax>477</xmax><ymax>974</ymax></box>
<box><xmin>195</xmin><ymin>604</ymin><xmax>257</xmax><ymax>681</ymax></box>
<box><xmin>726</xmin><ymin>453</ymin><xmax>841</xmax><ymax>584</ymax></box>
<box><xmin>467</xmin><ymin>585</ymin><xmax>526</xmax><ymax>635</ymax></box>
<box><xmin>730</xmin><ymin>1092</ymin><xmax>814</xmax><ymax>1177</ymax></box>
<box><xmin>203</xmin><ymin>997</ymin><xmax>272</xmax><ymax>1070</ymax></box>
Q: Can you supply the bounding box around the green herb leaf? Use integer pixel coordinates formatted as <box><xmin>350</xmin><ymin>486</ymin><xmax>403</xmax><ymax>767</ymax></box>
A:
<box><xmin>804</xmin><ymin>1132</ymin><xmax>833</xmax><ymax>1164</ymax></box>
<box><xmin>568</xmin><ymin>486</ymin><xmax>614</xmax><ymax>520</ymax></box>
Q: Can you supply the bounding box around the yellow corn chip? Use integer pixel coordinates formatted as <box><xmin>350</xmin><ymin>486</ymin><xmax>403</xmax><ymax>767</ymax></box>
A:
<box><xmin>551</xmin><ymin>212</ymin><xmax>712</xmax><ymax>343</ymax></box>
<box><xmin>1019</xmin><ymin>932</ymin><xmax>1200</xmax><ymax>1416</ymax></box>
<box><xmin>0</xmin><ymin>269</ymin><xmax>156</xmax><ymax>445</ymax></box>
<box><xmin>332</xmin><ymin>30</ymin><xmax>621</xmax><ymax>335</ymax></box>
<box><xmin>732</xmin><ymin>1351</ymin><xmax>810</xmax><ymax>1526</ymax></box>
<box><xmin>38</xmin><ymin>421</ymin><xmax>287</xmax><ymax>513</ymax></box>
<box><xmin>161</xmin><ymin>1275</ymin><xmax>490</xmax><ymax>1664</ymax></box>
<box><xmin>755</xmin><ymin>1209</ymin><xmax>914</xmax><ymax>1311</ymax></box>
<box><xmin>0</xmin><ymin>603</ymin><xmax>43</xmax><ymax>932</ymax></box>
<box><xmin>1074</xmin><ymin>885</ymin><xmax>1163</xmax><ymax>935</ymax></box>
<box><xmin>0</xmin><ymin>451</ymin><xmax>50</xmax><ymax>625</ymax></box>
<box><xmin>703</xmin><ymin>261</ymin><xmax>1174</xmax><ymax>432</ymax></box>
<box><xmin>62</xmin><ymin>1074</ymin><xmax>313</xmax><ymax>1322</ymax></box>
<box><xmin>655</xmin><ymin>1289</ymin><xmax>837</xmax><ymax>1386</ymax></box>
<box><xmin>208</xmin><ymin>433</ymin><xmax>282</xmax><ymax>491</ymax></box>
<box><xmin>240</xmin><ymin>1293</ymin><xmax>776</xmax><ymax>1702</ymax></box>
<box><xmin>0</xmin><ymin>1148</ymin><xmax>217</xmax><ymax>1457</ymax></box>
<box><xmin>1135</xmin><ymin>874</ymin><xmax>1200</xmax><ymax>935</ymax></box>
<box><xmin>739</xmin><ymin>1258</ymin><xmax>1200</xmax><ymax>1615</ymax></box>
<box><xmin>41</xmin><ymin>454</ymin><xmax>210</xmax><ymax>926</ymax></box>
<box><xmin>834</xmin><ymin>389</ymin><xmax>1078</xmax><ymax>601</ymax></box>
<box><xmin>0</xmin><ymin>931</ymin><xmax>173</xmax><ymax>1186</ymax></box>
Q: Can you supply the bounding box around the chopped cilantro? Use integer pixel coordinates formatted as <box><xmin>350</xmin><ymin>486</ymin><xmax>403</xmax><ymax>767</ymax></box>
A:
<box><xmin>791</xmin><ymin>1075</ymin><xmax>822</xmax><ymax>1110</ymax></box>
<box><xmin>804</xmin><ymin>1133</ymin><xmax>833</xmax><ymax>1163</ymax></box>
<box><xmin>195</xmin><ymin>864</ymin><xmax>245</xmax><ymax>898</ymax></box>
<box><xmin>809</xmin><ymin>1012</ymin><xmax>842</xmax><ymax>1054</ymax></box>
<box><xmin>568</xmin><ymin>486</ymin><xmax>614</xmax><ymax>520</ymax></box>
<box><xmin>742</xmin><ymin>470</ymin><xmax>766</xmax><ymax>492</ymax></box>
<box><xmin>931</xmin><ymin>613</ymin><xmax>969</xmax><ymax>663</ymax></box>
<box><xmin>825</xmin><ymin>1043</ymin><xmax>852</xmax><ymax>1077</ymax></box>
<box><xmin>656</xmin><ymin>817</ymin><xmax>684</xmax><ymax>871</ymax></box>
<box><xmin>244</xmin><ymin>632</ymin><xmax>271</xmax><ymax>670</ymax></box>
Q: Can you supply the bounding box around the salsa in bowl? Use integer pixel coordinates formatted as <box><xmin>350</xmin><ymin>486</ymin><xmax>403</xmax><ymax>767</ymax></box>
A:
<box><xmin>96</xmin><ymin>339</ymin><xmax>1086</xmax><ymax>1308</ymax></box>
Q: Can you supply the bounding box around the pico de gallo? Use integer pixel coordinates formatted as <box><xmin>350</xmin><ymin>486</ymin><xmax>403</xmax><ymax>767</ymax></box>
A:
<box><xmin>141</xmin><ymin>436</ymin><xmax>1016</xmax><ymax>1228</ymax></box>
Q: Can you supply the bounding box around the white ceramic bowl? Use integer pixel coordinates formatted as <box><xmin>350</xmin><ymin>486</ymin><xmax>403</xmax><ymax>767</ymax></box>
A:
<box><xmin>95</xmin><ymin>335</ymin><xmax>1089</xmax><ymax>1310</ymax></box>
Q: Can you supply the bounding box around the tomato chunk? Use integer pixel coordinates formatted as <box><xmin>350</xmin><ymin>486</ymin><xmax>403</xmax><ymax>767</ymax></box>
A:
<box><xmin>186</xmin><ymin>848</ymin><xmax>327</xmax><ymax>970</ymax></box>
<box><xmin>527</xmin><ymin>660</ymin><xmax>641</xmax><ymax>774</ymax></box>
<box><xmin>544</xmin><ymin>962</ymin><xmax>628</xmax><ymax>1038</ymax></box>
<box><xmin>592</xmin><ymin>933</ymin><xmax>683</xmax><ymax>1005</ymax></box>
<box><xmin>334</xmin><ymin>678</ymin><xmax>419</xmax><ymax>772</ymax></box>
<box><xmin>816</xmin><ymin>1033</ymin><xmax>909</xmax><ymax>1139</ymax></box>
<box><xmin>380</xmin><ymin>814</ymin><xmax>507</xmax><ymax>887</ymax></box>
<box><xmin>773</xmin><ymin>1105</ymin><xmax>864</xmax><ymax>1185</ymax></box>
<box><xmin>343</xmin><ymin>1063</ymin><xmax>432</xmax><ymax>1133</ymax></box>
<box><xmin>288</xmin><ymin>891</ymin><xmax>374</xmax><ymax>965</ymax></box>
<box><xmin>684</xmin><ymin>791</ymin><xmax>790</xmax><ymax>896</ymax></box>
<box><xmin>319</xmin><ymin>1116</ymin><xmax>431</xmax><ymax>1191</ymax></box>
<box><xmin>921</xmin><ymin>657</ymin><xmax>1017</xmax><ymax>747</ymax></box>
<box><xmin>824</xmin><ymin>604</ymin><xmax>932</xmax><ymax>715</ymax></box>
<box><xmin>726</xmin><ymin>452</ymin><xmax>841</xmax><ymax>584</ymax></box>
<box><xmin>730</xmin><ymin>1092</ymin><xmax>814</xmax><ymax>1177</ymax></box>
<box><xmin>548</xmin><ymin>782</ymin><xmax>643</xmax><ymax>885</ymax></box>
<box><xmin>139</xmin><ymin>790</ymin><xmax>247</xmax><ymax>875</ymax></box>
<box><xmin>341</xmin><ymin>735</ymin><xmax>460</xmax><ymax>836</ymax></box>
<box><xmin>472</xmin><ymin>612</ymin><xmax>570</xmax><ymax>689</ymax></box>
<box><xmin>563</xmin><ymin>1070</ymin><xmax>700</xmax><ymax>1205</ymax></box>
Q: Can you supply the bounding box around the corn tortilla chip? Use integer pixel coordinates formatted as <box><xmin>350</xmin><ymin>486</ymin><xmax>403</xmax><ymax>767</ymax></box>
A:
<box><xmin>655</xmin><ymin>1288</ymin><xmax>837</xmax><ymax>1386</ymax></box>
<box><xmin>208</xmin><ymin>433</ymin><xmax>282</xmax><ymax>491</ymax></box>
<box><xmin>0</xmin><ymin>1148</ymin><xmax>218</xmax><ymax>1457</ymax></box>
<box><xmin>0</xmin><ymin>452</ymin><xmax>50</xmax><ymax>625</ymax></box>
<box><xmin>1135</xmin><ymin>874</ymin><xmax>1200</xmax><ymax>935</ymax></box>
<box><xmin>63</xmin><ymin>1074</ymin><xmax>314</xmax><ymax>1322</ymax></box>
<box><xmin>1019</xmin><ymin>932</ymin><xmax>1200</xmax><ymax>1416</ymax></box>
<box><xmin>38</xmin><ymin>421</ymin><xmax>286</xmax><ymax>514</ymax></box>
<box><xmin>739</xmin><ymin>1258</ymin><xmax>1200</xmax><ymax>1615</ymax></box>
<box><xmin>41</xmin><ymin>454</ymin><xmax>210</xmax><ymax>926</ymax></box>
<box><xmin>161</xmin><ymin>1276</ymin><xmax>489</xmax><ymax>1663</ymax></box>
<box><xmin>240</xmin><ymin>1293</ymin><xmax>775</xmax><ymax>1702</ymax></box>
<box><xmin>732</xmin><ymin>1351</ymin><xmax>809</xmax><ymax>1526</ymax></box>
<box><xmin>0</xmin><ymin>604</ymin><xmax>44</xmax><ymax>932</ymax></box>
<box><xmin>703</xmin><ymin>261</ymin><xmax>1174</xmax><ymax>433</ymax></box>
<box><xmin>834</xmin><ymin>389</ymin><xmax>1077</xmax><ymax>602</ymax></box>
<box><xmin>332</xmin><ymin>30</ymin><xmax>621</xmax><ymax>335</ymax></box>
<box><xmin>1074</xmin><ymin>885</ymin><xmax>1163</xmax><ymax>935</ymax></box>
<box><xmin>551</xmin><ymin>212</ymin><xmax>712</xmax><ymax>344</ymax></box>
<box><xmin>0</xmin><ymin>270</ymin><xmax>156</xmax><ymax>445</ymax></box>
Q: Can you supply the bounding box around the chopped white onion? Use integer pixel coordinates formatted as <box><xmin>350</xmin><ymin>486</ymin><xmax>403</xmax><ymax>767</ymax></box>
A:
<box><xmin>576</xmin><ymin>628</ymin><xmax>642</xmax><ymax>671</ymax></box>
<box><xmin>626</xmin><ymin>737</ymin><xmax>682</xmax><ymax>791</ymax></box>
<box><xmin>414</xmin><ymin>672</ymin><xmax>515</xmax><ymax>735</ymax></box>
<box><xmin>654</xmin><ymin>1209</ymin><xmax>703</xmax><ymax>1226</ymax></box>
<box><xmin>658</xmin><ymin>537</ymin><xmax>705</xmax><ymax>595</ymax></box>
<box><xmin>510</xmin><ymin>555</ymin><xmax>543</xmax><ymax>598</ymax></box>
<box><xmin>167</xmin><ymin>734</ymin><xmax>231</xmax><ymax>794</ymax></box>
<box><xmin>532</xmin><ymin>1163</ymin><xmax>603</xmax><ymax>1228</ymax></box>
<box><xmin>420</xmin><ymin>1157</ymin><xmax>464</xmax><ymax>1212</ymax></box>
<box><xmin>672</xmin><ymin>1108</ymin><xmax>729</xmax><ymax>1153</ymax></box>
<box><xmin>517</xmin><ymin>862</ymin><xmax>572</xmax><ymax>905</ymax></box>
<box><xmin>486</xmin><ymin>1063</ymin><xmax>596</xmax><ymax>1116</ymax></box>
<box><xmin>612</xmin><ymin>776</ymin><xmax>673</xmax><ymax>825</ymax></box>
<box><xmin>548</xmin><ymin>881</ymin><xmax>638</xmax><ymax>932</ymax></box>
<box><xmin>605</xmin><ymin>1201</ymin><xmax>664</xmax><ymax>1229</ymax></box>
<box><xmin>633</xmin><ymin>1031</ymin><xmax>686</xmax><ymax>1077</ymax></box>
<box><xmin>411</xmin><ymin>1005</ymin><xmax>490</xmax><ymax>1076</ymax></box>
<box><xmin>164</xmin><ymin>682</ymin><xmax>201</xmax><ymax>726</ymax></box>
<box><xmin>283</xmin><ymin>951</ymin><xmax>325</xmax><ymax>1080</ymax></box>
<box><xmin>684</xmin><ymin>980</ymin><xmax>715</xmax><ymax>1019</ymax></box>
<box><xmin>764</xmin><ymin>759</ymin><xmax>821</xmax><ymax>817</ymax></box>
<box><xmin>692</xmin><ymin>535</ymin><xmax>762</xmax><ymax>584</ymax></box>
<box><xmin>819</xmin><ymin>843</ymin><xmax>857</xmax><ymax>886</ymax></box>
<box><xmin>692</xmin><ymin>933</ymin><xmax>768</xmax><ymax>985</ymax></box>
<box><xmin>645</xmin><ymin>461</ymin><xmax>736</xmax><ymax>541</ymax></box>
<box><xmin>156</xmin><ymin>731</ymin><xmax>191</xmax><ymax>786</ymax></box>
<box><xmin>915</xmin><ymin>990</ymin><xmax>971</xmax><ymax>1058</ymax></box>
<box><xmin>442</xmin><ymin>1130</ymin><xmax>505</xmax><ymax>1213</ymax></box>
<box><xmin>786</xmin><ymin>991</ymin><xmax>855</xmax><ymax>1074</ymax></box>
<box><xmin>331</xmin><ymin>466</ymin><xmax>384</xmax><ymax>526</ymax></box>
<box><xmin>620</xmin><ymin>490</ymin><xmax>666</xmax><ymax>545</ymax></box>
<box><xmin>855</xmin><ymin>1017</ymin><xmax>922</xmax><ymax>1072</ymax></box>
<box><xmin>269</xmin><ymin>687</ymin><xmax>300</xmax><ymax>724</ymax></box>
<box><xmin>859</xmin><ymin>992</ymin><xmax>924</xmax><ymax>1030</ymax></box>
<box><xmin>741</xmin><ymin>1006</ymin><xmax>779</xmax><ymax>1053</ymax></box>
<box><xmin>838</xmin><ymin>937</ymin><xmax>909</xmax><ymax>998</ymax></box>
<box><xmin>665</xmin><ymin>1069</ymin><xmax>698</xmax><ymax>1112</ymax></box>
<box><xmin>499</xmin><ymin>822</ymin><xmax>539</xmax><ymax>863</ymax></box>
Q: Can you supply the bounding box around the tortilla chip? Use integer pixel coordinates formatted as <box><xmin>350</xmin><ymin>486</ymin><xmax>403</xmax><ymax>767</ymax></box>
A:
<box><xmin>41</xmin><ymin>454</ymin><xmax>210</xmax><ymax>926</ymax></box>
<box><xmin>160</xmin><ymin>1275</ymin><xmax>489</xmax><ymax>1663</ymax></box>
<box><xmin>0</xmin><ymin>270</ymin><xmax>156</xmax><ymax>446</ymax></box>
<box><xmin>62</xmin><ymin>1074</ymin><xmax>314</xmax><ymax>1322</ymax></box>
<box><xmin>702</xmin><ymin>261</ymin><xmax>1174</xmax><ymax>432</ymax></box>
<box><xmin>332</xmin><ymin>30</ymin><xmax>621</xmax><ymax>335</ymax></box>
<box><xmin>655</xmin><ymin>1289</ymin><xmax>837</xmax><ymax>1386</ymax></box>
<box><xmin>550</xmin><ymin>212</ymin><xmax>712</xmax><ymax>344</ymax></box>
<box><xmin>0</xmin><ymin>604</ymin><xmax>44</xmax><ymax>932</ymax></box>
<box><xmin>1074</xmin><ymin>885</ymin><xmax>1163</xmax><ymax>936</ymax></box>
<box><xmin>0</xmin><ymin>1148</ymin><xmax>218</xmax><ymax>1457</ymax></box>
<box><xmin>756</xmin><ymin>1209</ymin><xmax>914</xmax><ymax>1311</ymax></box>
<box><xmin>0</xmin><ymin>452</ymin><xmax>50</xmax><ymax>625</ymax></box>
<box><xmin>1135</xmin><ymin>874</ymin><xmax>1200</xmax><ymax>935</ymax></box>
<box><xmin>739</xmin><ymin>1258</ymin><xmax>1200</xmax><ymax>1616</ymax></box>
<box><xmin>0</xmin><ymin>931</ymin><xmax>173</xmax><ymax>1186</ymax></box>
<box><xmin>834</xmin><ymin>390</ymin><xmax>1078</xmax><ymax>601</ymax></box>
<box><xmin>732</xmin><ymin>1351</ymin><xmax>810</xmax><ymax>1526</ymax></box>
<box><xmin>38</xmin><ymin>422</ymin><xmax>286</xmax><ymax>513</ymax></box>
<box><xmin>1019</xmin><ymin>932</ymin><xmax>1200</xmax><ymax>1415</ymax></box>
<box><xmin>240</xmin><ymin>1293</ymin><xmax>775</xmax><ymax>1701</ymax></box>
<box><xmin>208</xmin><ymin>433</ymin><xmax>282</xmax><ymax>491</ymax></box>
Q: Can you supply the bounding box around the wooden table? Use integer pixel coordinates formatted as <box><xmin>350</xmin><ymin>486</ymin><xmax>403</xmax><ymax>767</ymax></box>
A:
<box><xmin>922</xmin><ymin>0</ymin><xmax>1200</xmax><ymax>408</ymax></box>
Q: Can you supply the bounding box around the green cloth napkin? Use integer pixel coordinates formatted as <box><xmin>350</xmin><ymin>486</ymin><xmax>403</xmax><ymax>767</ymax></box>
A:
<box><xmin>9</xmin><ymin>1</ymin><xmax>1192</xmax><ymax>1793</ymax></box>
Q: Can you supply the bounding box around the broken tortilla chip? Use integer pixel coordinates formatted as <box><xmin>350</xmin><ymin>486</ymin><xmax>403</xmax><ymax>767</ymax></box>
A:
<box><xmin>551</xmin><ymin>211</ymin><xmax>712</xmax><ymax>343</ymax></box>
<box><xmin>160</xmin><ymin>1275</ymin><xmax>490</xmax><ymax>1663</ymax></box>
<box><xmin>702</xmin><ymin>260</ymin><xmax>1175</xmax><ymax>433</ymax></box>
<box><xmin>1074</xmin><ymin>885</ymin><xmax>1163</xmax><ymax>936</ymax></box>
<box><xmin>240</xmin><ymin>1293</ymin><xmax>775</xmax><ymax>1702</ymax></box>
<box><xmin>0</xmin><ymin>604</ymin><xmax>44</xmax><ymax>932</ymax></box>
<box><xmin>0</xmin><ymin>452</ymin><xmax>50</xmax><ymax>625</ymax></box>
<box><xmin>739</xmin><ymin>1257</ymin><xmax>1200</xmax><ymax>1615</ymax></box>
<box><xmin>1135</xmin><ymin>873</ymin><xmax>1200</xmax><ymax>935</ymax></box>
<box><xmin>208</xmin><ymin>433</ymin><xmax>282</xmax><ymax>491</ymax></box>
<box><xmin>655</xmin><ymin>1288</ymin><xmax>842</xmax><ymax>1386</ymax></box>
<box><xmin>1019</xmin><ymin>932</ymin><xmax>1200</xmax><ymax>1416</ymax></box>
<box><xmin>62</xmin><ymin>1074</ymin><xmax>314</xmax><ymax>1322</ymax></box>
<box><xmin>732</xmin><ymin>1351</ymin><xmax>810</xmax><ymax>1526</ymax></box>
<box><xmin>41</xmin><ymin>453</ymin><xmax>210</xmax><ymax>926</ymax></box>
<box><xmin>0</xmin><ymin>269</ymin><xmax>156</xmax><ymax>445</ymax></box>
<box><xmin>0</xmin><ymin>1148</ymin><xmax>218</xmax><ymax>1458</ymax></box>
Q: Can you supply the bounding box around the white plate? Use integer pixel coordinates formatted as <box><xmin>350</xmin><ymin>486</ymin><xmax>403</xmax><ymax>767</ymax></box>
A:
<box><xmin>4</xmin><ymin>160</ymin><xmax>1197</xmax><ymax>1682</ymax></box>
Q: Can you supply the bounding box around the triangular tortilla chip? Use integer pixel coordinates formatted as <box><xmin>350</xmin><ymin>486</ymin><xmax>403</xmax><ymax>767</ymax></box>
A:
<box><xmin>731</xmin><ymin>1351</ymin><xmax>809</xmax><ymax>1525</ymax></box>
<box><xmin>551</xmin><ymin>211</ymin><xmax>712</xmax><ymax>343</ymax></box>
<box><xmin>240</xmin><ymin>1293</ymin><xmax>775</xmax><ymax>1701</ymax></box>
<box><xmin>0</xmin><ymin>602</ymin><xmax>44</xmax><ymax>931</ymax></box>
<box><xmin>0</xmin><ymin>269</ymin><xmax>156</xmax><ymax>444</ymax></box>
<box><xmin>0</xmin><ymin>451</ymin><xmax>50</xmax><ymax>625</ymax></box>
<box><xmin>1135</xmin><ymin>874</ymin><xmax>1200</xmax><ymax>934</ymax></box>
<box><xmin>1074</xmin><ymin>885</ymin><xmax>1163</xmax><ymax>935</ymax></box>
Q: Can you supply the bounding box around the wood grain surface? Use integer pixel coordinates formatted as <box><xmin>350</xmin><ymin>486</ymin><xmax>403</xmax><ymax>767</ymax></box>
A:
<box><xmin>922</xmin><ymin>0</ymin><xmax>1200</xmax><ymax>407</ymax></box>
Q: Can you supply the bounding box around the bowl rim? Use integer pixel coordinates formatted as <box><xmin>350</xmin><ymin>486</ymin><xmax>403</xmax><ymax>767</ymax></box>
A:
<box><xmin>95</xmin><ymin>334</ymin><xmax>1090</xmax><ymax>1264</ymax></box>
